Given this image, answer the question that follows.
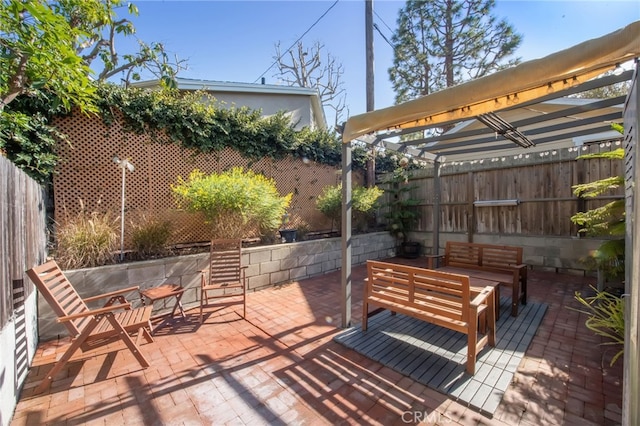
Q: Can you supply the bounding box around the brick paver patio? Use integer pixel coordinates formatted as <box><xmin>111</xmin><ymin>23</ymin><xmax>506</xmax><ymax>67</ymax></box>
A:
<box><xmin>11</xmin><ymin>257</ymin><xmax>623</xmax><ymax>425</ymax></box>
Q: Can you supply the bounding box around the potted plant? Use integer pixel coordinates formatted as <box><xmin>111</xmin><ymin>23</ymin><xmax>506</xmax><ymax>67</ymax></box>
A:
<box><xmin>279</xmin><ymin>212</ymin><xmax>297</xmax><ymax>243</ymax></box>
<box><xmin>382</xmin><ymin>166</ymin><xmax>421</xmax><ymax>258</ymax></box>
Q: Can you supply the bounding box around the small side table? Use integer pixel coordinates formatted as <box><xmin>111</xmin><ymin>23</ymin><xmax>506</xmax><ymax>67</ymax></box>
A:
<box><xmin>139</xmin><ymin>284</ymin><xmax>186</xmax><ymax>331</ymax></box>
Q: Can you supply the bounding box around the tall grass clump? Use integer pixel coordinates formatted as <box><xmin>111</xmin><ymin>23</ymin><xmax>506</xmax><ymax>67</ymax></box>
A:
<box><xmin>55</xmin><ymin>209</ymin><xmax>119</xmax><ymax>269</ymax></box>
<box><xmin>131</xmin><ymin>214</ymin><xmax>172</xmax><ymax>259</ymax></box>
<box><xmin>572</xmin><ymin>287</ymin><xmax>625</xmax><ymax>366</ymax></box>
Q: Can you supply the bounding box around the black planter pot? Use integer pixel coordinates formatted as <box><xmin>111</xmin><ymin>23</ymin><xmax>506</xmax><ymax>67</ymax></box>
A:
<box><xmin>399</xmin><ymin>241</ymin><xmax>421</xmax><ymax>258</ymax></box>
<box><xmin>279</xmin><ymin>229</ymin><xmax>297</xmax><ymax>243</ymax></box>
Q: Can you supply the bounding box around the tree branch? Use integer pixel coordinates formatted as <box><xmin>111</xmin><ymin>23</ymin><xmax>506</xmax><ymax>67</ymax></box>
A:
<box><xmin>99</xmin><ymin>55</ymin><xmax>147</xmax><ymax>80</ymax></box>
<box><xmin>81</xmin><ymin>38</ymin><xmax>109</xmax><ymax>65</ymax></box>
<box><xmin>1</xmin><ymin>51</ymin><xmax>29</xmax><ymax>110</ymax></box>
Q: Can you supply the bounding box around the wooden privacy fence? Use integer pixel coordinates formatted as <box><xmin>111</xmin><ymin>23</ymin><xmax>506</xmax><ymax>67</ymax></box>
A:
<box><xmin>0</xmin><ymin>156</ymin><xmax>47</xmax><ymax>424</ymax></box>
<box><xmin>51</xmin><ymin>111</ymin><xmax>622</xmax><ymax>248</ymax></box>
<box><xmin>0</xmin><ymin>156</ymin><xmax>47</xmax><ymax>327</ymax></box>
<box><xmin>52</xmin><ymin>112</ymin><xmax>361</xmax><ymax>248</ymax></box>
<box><xmin>386</xmin><ymin>142</ymin><xmax>624</xmax><ymax>238</ymax></box>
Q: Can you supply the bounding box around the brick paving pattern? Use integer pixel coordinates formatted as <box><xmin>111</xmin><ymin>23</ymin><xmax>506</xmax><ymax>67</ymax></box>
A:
<box><xmin>11</xmin><ymin>257</ymin><xmax>623</xmax><ymax>425</ymax></box>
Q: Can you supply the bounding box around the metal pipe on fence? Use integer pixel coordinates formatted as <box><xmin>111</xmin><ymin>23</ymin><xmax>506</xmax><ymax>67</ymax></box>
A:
<box><xmin>113</xmin><ymin>157</ymin><xmax>134</xmax><ymax>261</ymax></box>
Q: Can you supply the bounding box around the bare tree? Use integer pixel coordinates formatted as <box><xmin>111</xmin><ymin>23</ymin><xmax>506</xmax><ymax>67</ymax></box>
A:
<box><xmin>273</xmin><ymin>41</ymin><xmax>347</xmax><ymax>130</ymax></box>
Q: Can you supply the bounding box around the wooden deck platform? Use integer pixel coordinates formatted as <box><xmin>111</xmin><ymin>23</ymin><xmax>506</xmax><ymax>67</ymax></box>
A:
<box><xmin>334</xmin><ymin>296</ymin><xmax>547</xmax><ymax>416</ymax></box>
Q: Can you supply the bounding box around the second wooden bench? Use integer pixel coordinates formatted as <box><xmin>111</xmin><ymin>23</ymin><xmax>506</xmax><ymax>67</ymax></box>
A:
<box><xmin>426</xmin><ymin>241</ymin><xmax>528</xmax><ymax>317</ymax></box>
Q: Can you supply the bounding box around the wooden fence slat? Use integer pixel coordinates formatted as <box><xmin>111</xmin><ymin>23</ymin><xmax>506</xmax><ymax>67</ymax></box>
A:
<box><xmin>0</xmin><ymin>156</ymin><xmax>47</xmax><ymax>328</ymax></box>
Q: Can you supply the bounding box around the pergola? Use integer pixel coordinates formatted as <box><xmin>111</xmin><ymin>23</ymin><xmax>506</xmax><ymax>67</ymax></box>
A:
<box><xmin>339</xmin><ymin>20</ymin><xmax>639</xmax><ymax>424</ymax></box>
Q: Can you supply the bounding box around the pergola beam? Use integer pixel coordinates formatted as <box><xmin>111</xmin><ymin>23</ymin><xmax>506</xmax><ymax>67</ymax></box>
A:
<box><xmin>375</xmin><ymin>139</ymin><xmax>437</xmax><ymax>161</ymax></box>
<box><xmin>429</xmin><ymin>112</ymin><xmax>622</xmax><ymax>153</ymax></box>
<box><xmin>390</xmin><ymin>96</ymin><xmax>626</xmax><ymax>148</ymax></box>
<box><xmin>433</xmin><ymin>124</ymin><xmax>619</xmax><ymax>157</ymax></box>
<box><xmin>375</xmin><ymin>69</ymin><xmax>634</xmax><ymax>140</ymax></box>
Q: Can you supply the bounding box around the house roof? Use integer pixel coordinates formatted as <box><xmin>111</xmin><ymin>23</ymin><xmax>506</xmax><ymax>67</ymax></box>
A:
<box><xmin>342</xmin><ymin>20</ymin><xmax>640</xmax><ymax>161</ymax></box>
<box><xmin>132</xmin><ymin>78</ymin><xmax>327</xmax><ymax>130</ymax></box>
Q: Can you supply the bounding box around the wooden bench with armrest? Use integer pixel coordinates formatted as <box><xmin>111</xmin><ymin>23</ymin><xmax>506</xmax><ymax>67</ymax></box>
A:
<box><xmin>426</xmin><ymin>241</ymin><xmax>528</xmax><ymax>317</ymax></box>
<box><xmin>362</xmin><ymin>260</ymin><xmax>496</xmax><ymax>375</ymax></box>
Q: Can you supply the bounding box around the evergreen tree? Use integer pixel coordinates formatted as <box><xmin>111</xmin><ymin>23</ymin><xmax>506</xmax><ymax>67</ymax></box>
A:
<box><xmin>389</xmin><ymin>0</ymin><xmax>522</xmax><ymax>104</ymax></box>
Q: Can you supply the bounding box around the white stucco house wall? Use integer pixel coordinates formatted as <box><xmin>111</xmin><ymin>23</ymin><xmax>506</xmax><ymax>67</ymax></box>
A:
<box><xmin>131</xmin><ymin>78</ymin><xmax>327</xmax><ymax>131</ymax></box>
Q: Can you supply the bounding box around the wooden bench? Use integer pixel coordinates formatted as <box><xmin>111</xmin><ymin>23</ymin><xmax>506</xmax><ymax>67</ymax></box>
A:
<box><xmin>362</xmin><ymin>260</ymin><xmax>496</xmax><ymax>375</ymax></box>
<box><xmin>426</xmin><ymin>241</ymin><xmax>528</xmax><ymax>317</ymax></box>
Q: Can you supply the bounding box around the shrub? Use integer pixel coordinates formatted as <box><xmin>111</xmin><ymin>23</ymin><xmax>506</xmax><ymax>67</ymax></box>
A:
<box><xmin>316</xmin><ymin>184</ymin><xmax>383</xmax><ymax>232</ymax></box>
<box><xmin>316</xmin><ymin>184</ymin><xmax>342</xmax><ymax>228</ymax></box>
<box><xmin>171</xmin><ymin>167</ymin><xmax>292</xmax><ymax>239</ymax></box>
<box><xmin>570</xmin><ymin>124</ymin><xmax>626</xmax><ymax>366</ymax></box>
<box><xmin>296</xmin><ymin>221</ymin><xmax>311</xmax><ymax>241</ymax></box>
<box><xmin>54</xmin><ymin>209</ymin><xmax>118</xmax><ymax>269</ymax></box>
<box><xmin>131</xmin><ymin>215</ymin><xmax>172</xmax><ymax>259</ymax></box>
<box><xmin>354</xmin><ymin>185</ymin><xmax>384</xmax><ymax>231</ymax></box>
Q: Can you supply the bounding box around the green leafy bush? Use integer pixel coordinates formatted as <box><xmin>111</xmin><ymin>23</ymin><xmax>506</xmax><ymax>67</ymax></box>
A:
<box><xmin>296</xmin><ymin>221</ymin><xmax>311</xmax><ymax>241</ymax></box>
<box><xmin>354</xmin><ymin>185</ymin><xmax>384</xmax><ymax>214</ymax></box>
<box><xmin>316</xmin><ymin>183</ymin><xmax>383</xmax><ymax>232</ymax></box>
<box><xmin>131</xmin><ymin>215</ymin><xmax>172</xmax><ymax>259</ymax></box>
<box><xmin>54</xmin><ymin>209</ymin><xmax>118</xmax><ymax>269</ymax></box>
<box><xmin>0</xmin><ymin>110</ymin><xmax>62</xmax><ymax>184</ymax></box>
<box><xmin>5</xmin><ymin>81</ymin><xmax>417</xmax><ymax>183</ymax></box>
<box><xmin>569</xmin><ymin>125</ymin><xmax>626</xmax><ymax>366</ymax></box>
<box><xmin>354</xmin><ymin>185</ymin><xmax>384</xmax><ymax>231</ymax></box>
<box><xmin>316</xmin><ymin>185</ymin><xmax>342</xmax><ymax>227</ymax></box>
<box><xmin>172</xmin><ymin>167</ymin><xmax>292</xmax><ymax>239</ymax></box>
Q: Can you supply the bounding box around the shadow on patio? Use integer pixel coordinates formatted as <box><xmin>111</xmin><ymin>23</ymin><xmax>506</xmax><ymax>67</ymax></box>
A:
<box><xmin>11</xmin><ymin>257</ymin><xmax>622</xmax><ymax>425</ymax></box>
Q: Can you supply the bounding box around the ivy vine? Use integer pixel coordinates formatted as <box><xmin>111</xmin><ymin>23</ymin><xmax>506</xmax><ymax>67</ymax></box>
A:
<box><xmin>2</xmin><ymin>82</ymin><xmax>418</xmax><ymax>183</ymax></box>
<box><xmin>95</xmin><ymin>83</ymin><xmax>360</xmax><ymax>167</ymax></box>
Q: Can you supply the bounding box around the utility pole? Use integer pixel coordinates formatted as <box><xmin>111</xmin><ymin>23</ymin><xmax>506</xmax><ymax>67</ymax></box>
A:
<box><xmin>365</xmin><ymin>0</ymin><xmax>376</xmax><ymax>187</ymax></box>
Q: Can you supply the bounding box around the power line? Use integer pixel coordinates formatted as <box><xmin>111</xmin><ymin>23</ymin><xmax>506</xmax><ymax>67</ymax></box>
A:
<box><xmin>373</xmin><ymin>8</ymin><xmax>395</xmax><ymax>49</ymax></box>
<box><xmin>373</xmin><ymin>22</ymin><xmax>394</xmax><ymax>48</ymax></box>
<box><xmin>253</xmin><ymin>0</ymin><xmax>340</xmax><ymax>84</ymax></box>
<box><xmin>374</xmin><ymin>9</ymin><xmax>394</xmax><ymax>33</ymax></box>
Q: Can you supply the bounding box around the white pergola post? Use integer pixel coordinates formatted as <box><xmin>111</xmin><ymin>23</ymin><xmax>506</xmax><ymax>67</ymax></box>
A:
<box><xmin>341</xmin><ymin>140</ymin><xmax>353</xmax><ymax>328</ymax></box>
<box><xmin>623</xmin><ymin>63</ymin><xmax>639</xmax><ymax>426</ymax></box>
<box><xmin>432</xmin><ymin>156</ymin><xmax>441</xmax><ymax>261</ymax></box>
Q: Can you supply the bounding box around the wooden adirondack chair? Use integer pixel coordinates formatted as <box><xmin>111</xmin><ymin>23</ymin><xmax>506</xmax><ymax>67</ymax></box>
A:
<box><xmin>200</xmin><ymin>239</ymin><xmax>247</xmax><ymax>323</ymax></box>
<box><xmin>26</xmin><ymin>260</ymin><xmax>154</xmax><ymax>393</ymax></box>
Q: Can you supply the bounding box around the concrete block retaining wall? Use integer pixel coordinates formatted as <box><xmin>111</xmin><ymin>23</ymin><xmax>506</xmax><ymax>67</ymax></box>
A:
<box><xmin>38</xmin><ymin>232</ymin><xmax>396</xmax><ymax>341</ymax></box>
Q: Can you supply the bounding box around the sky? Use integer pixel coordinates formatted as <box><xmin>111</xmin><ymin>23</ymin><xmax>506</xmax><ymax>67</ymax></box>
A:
<box><xmin>121</xmin><ymin>0</ymin><xmax>640</xmax><ymax>125</ymax></box>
